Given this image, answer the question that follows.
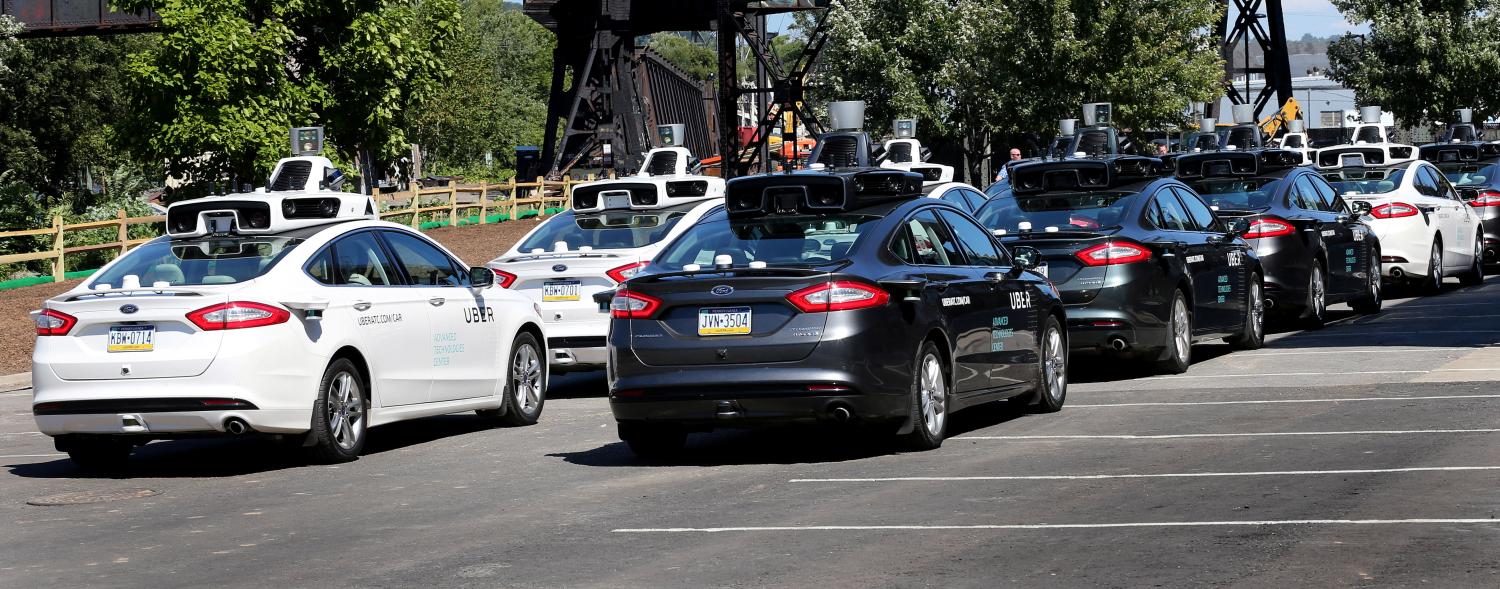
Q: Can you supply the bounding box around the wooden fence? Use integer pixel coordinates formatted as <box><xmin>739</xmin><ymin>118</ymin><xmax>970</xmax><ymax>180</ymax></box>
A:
<box><xmin>0</xmin><ymin>175</ymin><xmax>597</xmax><ymax>283</ymax></box>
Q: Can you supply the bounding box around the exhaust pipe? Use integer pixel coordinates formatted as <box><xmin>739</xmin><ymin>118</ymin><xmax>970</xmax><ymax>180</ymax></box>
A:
<box><xmin>829</xmin><ymin>405</ymin><xmax>854</xmax><ymax>423</ymax></box>
<box><xmin>1263</xmin><ymin>297</ymin><xmax>1276</xmax><ymax>310</ymax></box>
<box><xmin>1108</xmin><ymin>337</ymin><xmax>1129</xmax><ymax>352</ymax></box>
<box><xmin>1389</xmin><ymin>267</ymin><xmax>1404</xmax><ymax>280</ymax></box>
<box><xmin>224</xmin><ymin>417</ymin><xmax>252</xmax><ymax>435</ymax></box>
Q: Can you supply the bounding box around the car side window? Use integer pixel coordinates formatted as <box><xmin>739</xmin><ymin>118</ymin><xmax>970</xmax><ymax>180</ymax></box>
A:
<box><xmin>938</xmin><ymin>209</ymin><xmax>1007</xmax><ymax>266</ymax></box>
<box><xmin>306</xmin><ymin>248</ymin><xmax>335</xmax><ymax>285</ymax></box>
<box><xmin>1151</xmin><ymin>190</ymin><xmax>1192</xmax><ymax>231</ymax></box>
<box><xmin>1413</xmin><ymin>166</ymin><xmax>1440</xmax><ymax>198</ymax></box>
<box><xmin>1431</xmin><ymin>168</ymin><xmax>1461</xmax><ymax>200</ymax></box>
<box><xmin>962</xmin><ymin>189</ymin><xmax>988</xmax><ymax>212</ymax></box>
<box><xmin>331</xmin><ymin>232</ymin><xmax>397</xmax><ymax>286</ymax></box>
<box><xmin>903</xmin><ymin>210</ymin><xmax>964</xmax><ymax>266</ymax></box>
<box><xmin>381</xmin><ymin>230</ymin><xmax>464</xmax><ymax>287</ymax></box>
<box><xmin>1174</xmin><ymin>187</ymin><xmax>1222</xmax><ymax>232</ymax></box>
<box><xmin>1308</xmin><ymin>175</ymin><xmax>1343</xmax><ymax>211</ymax></box>
<box><xmin>1290</xmin><ymin>175</ymin><xmax>1324</xmax><ymax>210</ymax></box>
<box><xmin>939</xmin><ymin>188</ymin><xmax>971</xmax><ymax>211</ymax></box>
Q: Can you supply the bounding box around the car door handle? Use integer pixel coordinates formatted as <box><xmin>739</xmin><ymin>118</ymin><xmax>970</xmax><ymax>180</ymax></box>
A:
<box><xmin>353</xmin><ymin>301</ymin><xmax>372</xmax><ymax>312</ymax></box>
<box><xmin>429</xmin><ymin>297</ymin><xmax>446</xmax><ymax>307</ymax></box>
<box><xmin>930</xmin><ymin>281</ymin><xmax>950</xmax><ymax>291</ymax></box>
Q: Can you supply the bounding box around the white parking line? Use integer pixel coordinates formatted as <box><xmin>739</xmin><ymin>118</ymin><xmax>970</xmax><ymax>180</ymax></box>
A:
<box><xmin>1142</xmin><ymin>368</ymin><xmax>1500</xmax><ymax>381</ymax></box>
<box><xmin>0</xmin><ymin>432</ymin><xmax>43</xmax><ymax>437</ymax></box>
<box><xmin>788</xmin><ymin>465</ymin><xmax>1500</xmax><ymax>483</ymax></box>
<box><xmin>1237</xmin><ymin>349</ymin><xmax>1473</xmax><ymax>356</ymax></box>
<box><xmin>955</xmin><ymin>429</ymin><xmax>1500</xmax><ymax>441</ymax></box>
<box><xmin>612</xmin><ymin>519</ymin><xmax>1500</xmax><ymax>533</ymax></box>
<box><xmin>0</xmin><ymin>453</ymin><xmax>63</xmax><ymax>459</ymax></box>
<box><xmin>1067</xmin><ymin>394</ymin><xmax>1500</xmax><ymax>408</ymax></box>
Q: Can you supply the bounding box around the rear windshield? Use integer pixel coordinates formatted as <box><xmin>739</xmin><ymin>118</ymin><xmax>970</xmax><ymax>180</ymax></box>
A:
<box><xmin>1438</xmin><ymin>162</ymin><xmax>1499</xmax><ymax>186</ymax></box>
<box><xmin>1321</xmin><ymin>168</ymin><xmax>1405</xmax><ymax>195</ymax></box>
<box><xmin>92</xmin><ymin>236</ymin><xmax>302</xmax><ymax>287</ymax></box>
<box><xmin>516</xmin><ymin>209</ymin><xmax>688</xmax><ymax>252</ymax></box>
<box><xmin>976</xmin><ymin>190</ymin><xmax>1138</xmax><ymax>233</ymax></box>
<box><xmin>1187</xmin><ymin>177</ymin><xmax>1282</xmax><ymax>210</ymax></box>
<box><xmin>655</xmin><ymin>210</ymin><xmax>882</xmax><ymax>270</ymax></box>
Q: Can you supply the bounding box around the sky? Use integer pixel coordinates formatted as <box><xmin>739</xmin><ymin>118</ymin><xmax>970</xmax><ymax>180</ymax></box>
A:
<box><xmin>766</xmin><ymin>0</ymin><xmax>1367</xmax><ymax>41</ymax></box>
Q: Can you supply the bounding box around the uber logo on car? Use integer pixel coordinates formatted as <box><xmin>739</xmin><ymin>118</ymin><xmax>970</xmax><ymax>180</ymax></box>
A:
<box><xmin>1009</xmin><ymin>291</ymin><xmax>1033</xmax><ymax>309</ymax></box>
<box><xmin>464</xmin><ymin>306</ymin><xmax>496</xmax><ymax>323</ymax></box>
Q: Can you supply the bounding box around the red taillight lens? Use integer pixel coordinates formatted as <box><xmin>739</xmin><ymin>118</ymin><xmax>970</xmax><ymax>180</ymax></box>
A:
<box><xmin>1076</xmin><ymin>242</ymin><xmax>1152</xmax><ymax>266</ymax></box>
<box><xmin>490</xmin><ymin>268</ymin><xmax>517</xmax><ymax>288</ymax></box>
<box><xmin>34</xmin><ymin>309</ymin><xmax>76</xmax><ymax>336</ymax></box>
<box><xmin>1243</xmin><ymin>217</ymin><xmax>1296</xmax><ymax>239</ymax></box>
<box><xmin>786</xmin><ymin>281</ymin><xmax>890</xmax><ymax>313</ymax></box>
<box><xmin>186</xmin><ymin>302</ymin><xmax>290</xmax><ymax>331</ymax></box>
<box><xmin>609</xmin><ymin>291</ymin><xmax>662</xmax><ymax>319</ymax></box>
<box><xmin>1371</xmin><ymin>202</ymin><xmax>1419</xmax><ymax>218</ymax></box>
<box><xmin>1469</xmin><ymin>191</ymin><xmax>1500</xmax><ymax>207</ymax></box>
<box><xmin>606</xmin><ymin>261</ymin><xmax>650</xmax><ymax>284</ymax></box>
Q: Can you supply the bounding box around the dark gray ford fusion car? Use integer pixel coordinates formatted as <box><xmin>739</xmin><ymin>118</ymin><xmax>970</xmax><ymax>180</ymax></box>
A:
<box><xmin>603</xmin><ymin>168</ymin><xmax>1068</xmax><ymax>457</ymax></box>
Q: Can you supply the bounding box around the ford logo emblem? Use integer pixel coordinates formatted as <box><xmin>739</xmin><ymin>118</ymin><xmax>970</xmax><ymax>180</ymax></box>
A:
<box><xmin>552</xmin><ymin>264</ymin><xmax>567</xmax><ymax>272</ymax></box>
<box><xmin>711</xmin><ymin>285</ymin><xmax>734</xmax><ymax>296</ymax></box>
<box><xmin>120</xmin><ymin>304</ymin><xmax>138</xmax><ymax>314</ymax></box>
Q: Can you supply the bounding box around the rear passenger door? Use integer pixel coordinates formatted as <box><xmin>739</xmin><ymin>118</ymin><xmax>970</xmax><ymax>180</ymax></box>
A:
<box><xmin>325</xmin><ymin>231</ymin><xmax>431</xmax><ymax>407</ymax></box>
<box><xmin>1301</xmin><ymin>174</ymin><xmax>1363</xmax><ymax>297</ymax></box>
<box><xmin>938</xmin><ymin>209</ymin><xmax>1036</xmax><ymax>391</ymax></box>
<box><xmin>1150</xmin><ymin>190</ymin><xmax>1223</xmax><ymax>333</ymax></box>
<box><xmin>1176</xmin><ymin>187</ymin><xmax>1246</xmax><ymax>332</ymax></box>
<box><xmin>901</xmin><ymin>209</ymin><xmax>991</xmax><ymax>395</ymax></box>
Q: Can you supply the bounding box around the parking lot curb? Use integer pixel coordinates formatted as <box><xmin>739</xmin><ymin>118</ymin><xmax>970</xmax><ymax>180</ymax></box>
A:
<box><xmin>0</xmin><ymin>372</ymin><xmax>31</xmax><ymax>392</ymax></box>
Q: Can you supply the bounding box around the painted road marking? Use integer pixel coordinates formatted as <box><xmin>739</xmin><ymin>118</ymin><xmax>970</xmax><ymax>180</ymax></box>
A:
<box><xmin>1142</xmin><ymin>368</ymin><xmax>1500</xmax><ymax>381</ymax></box>
<box><xmin>1235</xmin><ymin>348</ymin><xmax>1475</xmax><ymax>356</ymax></box>
<box><xmin>613</xmin><ymin>519</ymin><xmax>1500</xmax><ymax>534</ymax></box>
<box><xmin>1067</xmin><ymin>394</ymin><xmax>1500</xmax><ymax>408</ymax></box>
<box><xmin>788</xmin><ymin>465</ymin><xmax>1500</xmax><ymax>483</ymax></box>
<box><xmin>0</xmin><ymin>453</ymin><xmax>63</xmax><ymax>459</ymax></box>
<box><xmin>955</xmin><ymin>429</ymin><xmax>1500</xmax><ymax>441</ymax></box>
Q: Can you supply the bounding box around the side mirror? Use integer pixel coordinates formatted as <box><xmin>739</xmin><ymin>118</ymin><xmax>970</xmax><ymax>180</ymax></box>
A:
<box><xmin>1457</xmin><ymin>187</ymin><xmax>1480</xmax><ymax>202</ymax></box>
<box><xmin>1348</xmin><ymin>201</ymin><xmax>1373</xmax><ymax>216</ymax></box>
<box><xmin>1011</xmin><ymin>246</ymin><xmax>1042</xmax><ymax>272</ymax></box>
<box><xmin>1226</xmin><ymin>217</ymin><xmax>1251</xmax><ymax>237</ymax></box>
<box><xmin>469</xmin><ymin>266</ymin><xmax>495</xmax><ymax>288</ymax></box>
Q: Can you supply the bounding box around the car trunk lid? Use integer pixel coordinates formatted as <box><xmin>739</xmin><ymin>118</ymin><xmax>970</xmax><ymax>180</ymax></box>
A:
<box><xmin>1001</xmin><ymin>230</ymin><xmax>1119</xmax><ymax>304</ymax></box>
<box><xmin>623</xmin><ymin>268</ymin><xmax>832</xmax><ymax>366</ymax></box>
<box><xmin>38</xmin><ymin>286</ymin><xmax>228</xmax><ymax>380</ymax></box>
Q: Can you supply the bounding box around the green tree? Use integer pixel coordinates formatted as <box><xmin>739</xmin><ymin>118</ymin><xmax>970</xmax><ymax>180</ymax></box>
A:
<box><xmin>1327</xmin><ymin>0</ymin><xmax>1500</xmax><ymax>125</ymax></box>
<box><xmin>118</xmin><ymin>0</ymin><xmax>460</xmax><ymax>192</ymax></box>
<box><xmin>0</xmin><ymin>15</ymin><xmax>21</xmax><ymax>83</ymax></box>
<box><xmin>648</xmin><ymin>33</ymin><xmax>717</xmax><ymax>82</ymax></box>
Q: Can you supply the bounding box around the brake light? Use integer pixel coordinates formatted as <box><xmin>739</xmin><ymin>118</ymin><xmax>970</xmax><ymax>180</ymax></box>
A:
<box><xmin>609</xmin><ymin>291</ymin><xmax>662</xmax><ymax>319</ymax></box>
<box><xmin>1469</xmin><ymin>191</ymin><xmax>1500</xmax><ymax>207</ymax></box>
<box><xmin>34</xmin><ymin>309</ymin><xmax>76</xmax><ymax>336</ymax></box>
<box><xmin>1243</xmin><ymin>217</ymin><xmax>1296</xmax><ymax>239</ymax></box>
<box><xmin>606</xmin><ymin>261</ymin><xmax>650</xmax><ymax>283</ymax></box>
<box><xmin>1371</xmin><ymin>202</ymin><xmax>1418</xmax><ymax>218</ymax></box>
<box><xmin>1076</xmin><ymin>242</ymin><xmax>1152</xmax><ymax>266</ymax></box>
<box><xmin>786</xmin><ymin>281</ymin><xmax>890</xmax><ymax>312</ymax></box>
<box><xmin>490</xmin><ymin>268</ymin><xmax>517</xmax><ymax>288</ymax></box>
<box><xmin>187</xmin><ymin>302</ymin><xmax>290</xmax><ymax>331</ymax></box>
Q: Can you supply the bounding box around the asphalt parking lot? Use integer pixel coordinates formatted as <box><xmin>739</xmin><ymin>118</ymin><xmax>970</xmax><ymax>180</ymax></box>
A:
<box><xmin>2</xmin><ymin>276</ymin><xmax>1498</xmax><ymax>588</ymax></box>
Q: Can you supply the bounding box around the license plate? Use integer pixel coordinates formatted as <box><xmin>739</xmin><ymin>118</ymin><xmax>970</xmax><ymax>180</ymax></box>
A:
<box><xmin>108</xmin><ymin>325</ymin><xmax>155</xmax><ymax>352</ymax></box>
<box><xmin>542</xmin><ymin>280</ymin><xmax>581</xmax><ymax>302</ymax></box>
<box><xmin>698</xmin><ymin>307</ymin><xmax>752</xmax><ymax>336</ymax></box>
<box><xmin>1035</xmin><ymin>263</ymin><xmax>1048</xmax><ymax>278</ymax></box>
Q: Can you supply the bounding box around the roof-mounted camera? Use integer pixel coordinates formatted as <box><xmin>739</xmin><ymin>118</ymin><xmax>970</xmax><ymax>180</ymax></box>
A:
<box><xmin>1010</xmin><ymin>156</ymin><xmax>1161</xmax><ymax>195</ymax></box>
<box><xmin>1174</xmin><ymin>149</ymin><xmax>1299</xmax><ymax>179</ymax></box>
<box><xmin>571</xmin><ymin>145</ymin><xmax>724</xmax><ymax>212</ymax></box>
<box><xmin>725</xmin><ymin>169</ymin><xmax>922</xmax><ymax>218</ymax></box>
<box><xmin>166</xmin><ymin>155</ymin><xmax>375</xmax><ymax>238</ymax></box>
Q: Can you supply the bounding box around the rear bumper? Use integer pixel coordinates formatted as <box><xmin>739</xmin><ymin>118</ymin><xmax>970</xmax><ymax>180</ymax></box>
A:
<box><xmin>542</xmin><ymin>321</ymin><xmax>608</xmax><ymax>370</ymax></box>
<box><xmin>611</xmin><ymin>393</ymin><xmax>908</xmax><ymax>427</ymax></box>
<box><xmin>1481</xmin><ymin>215</ymin><xmax>1500</xmax><ymax>262</ymax></box>
<box><xmin>36</xmin><ymin>409</ymin><xmax>312</xmax><ymax>436</ymax></box>
<box><xmin>1059</xmin><ymin>276</ymin><xmax>1168</xmax><ymax>353</ymax></box>
<box><xmin>1363</xmin><ymin>218</ymin><xmax>1432</xmax><ymax>279</ymax></box>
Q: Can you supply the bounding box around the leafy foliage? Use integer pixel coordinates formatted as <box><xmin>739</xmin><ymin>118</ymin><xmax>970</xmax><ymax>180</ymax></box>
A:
<box><xmin>1327</xmin><ymin>0</ymin><xmax>1500</xmax><ymax>125</ymax></box>
<box><xmin>0</xmin><ymin>15</ymin><xmax>21</xmax><ymax>84</ymax></box>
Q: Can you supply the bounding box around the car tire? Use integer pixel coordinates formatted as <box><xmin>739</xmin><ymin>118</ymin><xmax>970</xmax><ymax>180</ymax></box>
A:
<box><xmin>1228</xmin><ymin>274</ymin><xmax>1266</xmax><ymax>350</ymax></box>
<box><xmin>481</xmin><ymin>332</ymin><xmax>546</xmax><ymax>427</ymax></box>
<box><xmin>1421</xmin><ymin>239</ymin><xmax>1444</xmax><ymax>295</ymax></box>
<box><xmin>307</xmin><ymin>358</ymin><xmax>368</xmax><ymax>464</ymax></box>
<box><xmin>618</xmin><ymin>422</ymin><xmax>686</xmax><ymax>460</ymax></box>
<box><xmin>1301</xmin><ymin>263</ymin><xmax>1327</xmax><ymax>329</ymax></box>
<box><xmin>1153</xmin><ymin>290</ymin><xmax>1192</xmax><ymax>375</ymax></box>
<box><xmin>900</xmin><ymin>340</ymin><xmax>949</xmax><ymax>450</ymax></box>
<box><xmin>1031</xmin><ymin>315</ymin><xmax>1068</xmax><ymax>413</ymax></box>
<box><xmin>1459</xmin><ymin>233</ymin><xmax>1485</xmax><ymax>287</ymax></box>
<box><xmin>1351</xmin><ymin>247</ymin><xmax>1384</xmax><ymax>314</ymax></box>
<box><xmin>63</xmin><ymin>438</ymin><xmax>133</xmax><ymax>473</ymax></box>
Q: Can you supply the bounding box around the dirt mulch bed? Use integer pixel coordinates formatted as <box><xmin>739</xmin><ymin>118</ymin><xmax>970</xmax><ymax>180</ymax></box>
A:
<box><xmin>0</xmin><ymin>219</ymin><xmax>545</xmax><ymax>376</ymax></box>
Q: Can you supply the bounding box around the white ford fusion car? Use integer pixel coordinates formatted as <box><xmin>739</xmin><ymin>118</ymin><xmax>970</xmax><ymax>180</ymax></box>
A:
<box><xmin>487</xmin><ymin>147</ymin><xmax>722</xmax><ymax>372</ymax></box>
<box><xmin>1321</xmin><ymin>159</ymin><xmax>1485</xmax><ymax>293</ymax></box>
<box><xmin>31</xmin><ymin>156</ymin><xmax>548</xmax><ymax>470</ymax></box>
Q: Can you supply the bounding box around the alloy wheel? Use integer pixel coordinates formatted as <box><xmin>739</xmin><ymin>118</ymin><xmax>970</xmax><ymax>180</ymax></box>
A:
<box><xmin>1310</xmin><ymin>266</ymin><xmax>1326</xmax><ymax>320</ymax></box>
<box><xmin>1044</xmin><ymin>326</ymin><xmax>1066</xmax><ymax>402</ymax></box>
<box><xmin>1248</xmin><ymin>280</ymin><xmax>1264</xmax><ymax>341</ymax></box>
<box><xmin>919</xmin><ymin>353</ymin><xmax>946</xmax><ymax>435</ymax></box>
<box><xmin>512</xmin><ymin>342</ymin><xmax>543</xmax><ymax>414</ymax></box>
<box><xmin>326</xmin><ymin>371</ymin><xmax>364</xmax><ymax>451</ymax></box>
<box><xmin>1431</xmin><ymin>243</ymin><xmax>1443</xmax><ymax>285</ymax></box>
<box><xmin>1172</xmin><ymin>298</ymin><xmax>1190</xmax><ymax>358</ymax></box>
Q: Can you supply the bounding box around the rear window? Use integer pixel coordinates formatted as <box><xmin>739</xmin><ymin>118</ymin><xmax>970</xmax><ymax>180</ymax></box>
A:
<box><xmin>976</xmin><ymin>190</ymin><xmax>1138</xmax><ymax>233</ymax></box>
<box><xmin>1187</xmin><ymin>177</ymin><xmax>1282</xmax><ymax>210</ymax></box>
<box><xmin>1439</xmin><ymin>162</ymin><xmax>1499</xmax><ymax>186</ymax></box>
<box><xmin>516</xmin><ymin>210</ymin><xmax>688</xmax><ymax>252</ymax></box>
<box><xmin>655</xmin><ymin>210</ymin><xmax>882</xmax><ymax>270</ymax></box>
<box><xmin>91</xmin><ymin>236</ymin><xmax>301</xmax><ymax>287</ymax></box>
<box><xmin>1321</xmin><ymin>168</ymin><xmax>1405</xmax><ymax>195</ymax></box>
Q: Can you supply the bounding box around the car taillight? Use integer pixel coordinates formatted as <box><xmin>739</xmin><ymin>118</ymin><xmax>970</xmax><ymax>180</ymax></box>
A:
<box><xmin>786</xmin><ymin>281</ymin><xmax>890</xmax><ymax>313</ymax></box>
<box><xmin>1076</xmin><ymin>242</ymin><xmax>1152</xmax><ymax>266</ymax></box>
<box><xmin>490</xmin><ymin>268</ymin><xmax>517</xmax><ymax>288</ymax></box>
<box><xmin>1243</xmin><ymin>217</ymin><xmax>1296</xmax><ymax>239</ymax></box>
<box><xmin>1371</xmin><ymin>202</ymin><xmax>1418</xmax><ymax>218</ymax></box>
<box><xmin>606</xmin><ymin>261</ymin><xmax>650</xmax><ymax>284</ymax></box>
<box><xmin>34</xmin><ymin>309</ymin><xmax>76</xmax><ymax>336</ymax></box>
<box><xmin>187</xmin><ymin>302</ymin><xmax>290</xmax><ymax>331</ymax></box>
<box><xmin>609</xmin><ymin>291</ymin><xmax>662</xmax><ymax>319</ymax></box>
<box><xmin>1469</xmin><ymin>191</ymin><xmax>1500</xmax><ymax>207</ymax></box>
